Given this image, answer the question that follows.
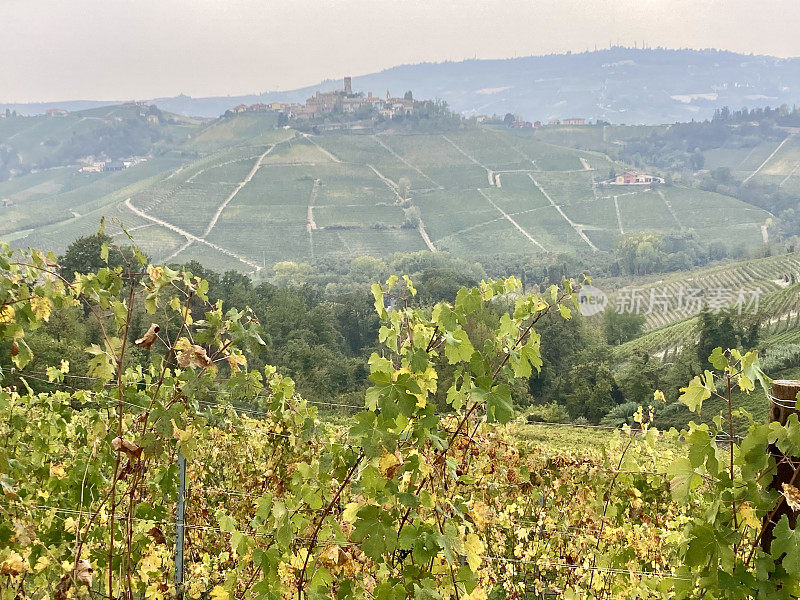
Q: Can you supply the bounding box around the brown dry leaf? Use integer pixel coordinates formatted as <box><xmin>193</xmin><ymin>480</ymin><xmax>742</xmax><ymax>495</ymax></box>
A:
<box><xmin>135</xmin><ymin>323</ymin><xmax>160</xmax><ymax>350</ymax></box>
<box><xmin>225</xmin><ymin>351</ymin><xmax>247</xmax><ymax>373</ymax></box>
<box><xmin>75</xmin><ymin>559</ymin><xmax>93</xmax><ymax>586</ymax></box>
<box><xmin>177</xmin><ymin>343</ymin><xmax>213</xmax><ymax>369</ymax></box>
<box><xmin>783</xmin><ymin>483</ymin><xmax>800</xmax><ymax>511</ymax></box>
<box><xmin>0</xmin><ymin>552</ymin><xmax>26</xmax><ymax>575</ymax></box>
<box><xmin>378</xmin><ymin>451</ymin><xmax>401</xmax><ymax>480</ymax></box>
<box><xmin>148</xmin><ymin>526</ymin><xmax>167</xmax><ymax>545</ymax></box>
<box><xmin>9</xmin><ymin>341</ymin><xmax>18</xmax><ymax>357</ymax></box>
<box><xmin>111</xmin><ymin>437</ymin><xmax>143</xmax><ymax>460</ymax></box>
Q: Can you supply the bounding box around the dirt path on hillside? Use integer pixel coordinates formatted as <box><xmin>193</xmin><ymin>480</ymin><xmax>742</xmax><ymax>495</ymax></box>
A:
<box><xmin>613</xmin><ymin>196</ymin><xmax>624</xmax><ymax>235</ymax></box>
<box><xmin>656</xmin><ymin>190</ymin><xmax>683</xmax><ymax>229</ymax></box>
<box><xmin>476</xmin><ymin>189</ymin><xmax>545</xmax><ymax>251</ymax></box>
<box><xmin>302</xmin><ymin>134</ymin><xmax>342</xmax><ymax>163</ymax></box>
<box><xmin>579</xmin><ymin>157</ymin><xmax>592</xmax><ymax>170</ymax></box>
<box><xmin>203</xmin><ymin>146</ymin><xmax>273</xmax><ymax>237</ymax></box>
<box><xmin>528</xmin><ymin>174</ymin><xmax>598</xmax><ymax>251</ymax></box>
<box><xmin>124</xmin><ymin>197</ymin><xmax>262</xmax><ymax>271</ymax></box>
<box><xmin>372</xmin><ymin>135</ymin><xmax>441</xmax><ymax>188</ymax></box>
<box><xmin>368</xmin><ymin>164</ymin><xmax>436</xmax><ymax>252</ymax></box>
<box><xmin>441</xmin><ymin>135</ymin><xmax>495</xmax><ymax>186</ymax></box>
<box><xmin>307</xmin><ymin>178</ymin><xmax>320</xmax><ymax>257</ymax></box>
<box><xmin>743</xmin><ymin>136</ymin><xmax>793</xmax><ymax>184</ymax></box>
<box><xmin>780</xmin><ymin>161</ymin><xmax>800</xmax><ymax>187</ymax></box>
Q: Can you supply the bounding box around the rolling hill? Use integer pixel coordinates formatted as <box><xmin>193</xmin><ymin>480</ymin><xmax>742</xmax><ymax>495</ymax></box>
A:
<box><xmin>0</xmin><ymin>112</ymin><xmax>773</xmax><ymax>275</ymax></box>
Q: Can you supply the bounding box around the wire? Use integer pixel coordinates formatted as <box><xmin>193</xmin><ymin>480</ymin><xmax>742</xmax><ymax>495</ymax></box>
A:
<box><xmin>768</xmin><ymin>393</ymin><xmax>797</xmax><ymax>410</ymax></box>
<box><xmin>482</xmin><ymin>554</ymin><xmax>690</xmax><ymax>580</ymax></box>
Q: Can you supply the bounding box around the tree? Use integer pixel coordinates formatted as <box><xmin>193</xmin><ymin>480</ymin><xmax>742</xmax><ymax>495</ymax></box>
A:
<box><xmin>602</xmin><ymin>309</ymin><xmax>645</xmax><ymax>345</ymax></box>
<box><xmin>403</xmin><ymin>91</ymin><xmax>413</xmax><ymax>100</ymax></box>
<box><xmin>565</xmin><ymin>352</ymin><xmax>623</xmax><ymax>423</ymax></box>
<box><xmin>397</xmin><ymin>177</ymin><xmax>411</xmax><ymax>201</ymax></box>
<box><xmin>271</xmin><ymin>261</ymin><xmax>313</xmax><ymax>287</ymax></box>
<box><xmin>504</xmin><ymin>113</ymin><xmax>515</xmax><ymax>127</ymax></box>
<box><xmin>58</xmin><ymin>233</ymin><xmax>137</xmax><ymax>280</ymax></box>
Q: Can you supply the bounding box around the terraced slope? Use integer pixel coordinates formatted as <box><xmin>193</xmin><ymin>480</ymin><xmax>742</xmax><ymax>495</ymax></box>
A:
<box><xmin>606</xmin><ymin>252</ymin><xmax>800</xmax><ymax>359</ymax></box>
<box><xmin>3</xmin><ymin>117</ymin><xmax>772</xmax><ymax>271</ymax></box>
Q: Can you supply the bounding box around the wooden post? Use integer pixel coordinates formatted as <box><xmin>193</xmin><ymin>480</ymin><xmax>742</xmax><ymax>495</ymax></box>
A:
<box><xmin>762</xmin><ymin>380</ymin><xmax>800</xmax><ymax>553</ymax></box>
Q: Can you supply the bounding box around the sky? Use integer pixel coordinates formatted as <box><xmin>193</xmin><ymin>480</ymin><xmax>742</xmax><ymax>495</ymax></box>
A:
<box><xmin>3</xmin><ymin>0</ymin><xmax>800</xmax><ymax>102</ymax></box>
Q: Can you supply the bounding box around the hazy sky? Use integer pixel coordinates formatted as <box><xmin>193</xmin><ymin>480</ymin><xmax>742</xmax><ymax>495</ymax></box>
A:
<box><xmin>3</xmin><ymin>0</ymin><xmax>800</xmax><ymax>102</ymax></box>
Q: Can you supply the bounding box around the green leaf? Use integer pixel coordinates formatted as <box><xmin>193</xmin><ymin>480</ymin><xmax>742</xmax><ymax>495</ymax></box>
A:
<box><xmin>667</xmin><ymin>457</ymin><xmax>701</xmax><ymax>501</ymax></box>
<box><xmin>708</xmin><ymin>347</ymin><xmax>727</xmax><ymax>370</ymax></box>
<box><xmin>485</xmin><ymin>384</ymin><xmax>513</xmax><ymax>424</ymax></box>
<box><xmin>678</xmin><ymin>376</ymin><xmax>711</xmax><ymax>413</ymax></box>
<box><xmin>443</xmin><ymin>329</ymin><xmax>474</xmax><ymax>365</ymax></box>
<box><xmin>684</xmin><ymin>522</ymin><xmax>717</xmax><ymax>567</ymax></box>
<box><xmin>10</xmin><ymin>338</ymin><xmax>32</xmax><ymax>369</ymax></box>
<box><xmin>772</xmin><ymin>515</ymin><xmax>800</xmax><ymax>571</ymax></box>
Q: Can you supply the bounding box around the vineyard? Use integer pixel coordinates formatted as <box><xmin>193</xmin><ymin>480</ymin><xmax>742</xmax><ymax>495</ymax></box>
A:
<box><xmin>605</xmin><ymin>251</ymin><xmax>800</xmax><ymax>361</ymax></box>
<box><xmin>2</xmin><ymin>240</ymin><xmax>800</xmax><ymax>600</ymax></box>
<box><xmin>3</xmin><ymin>112</ymin><xmax>772</xmax><ymax>271</ymax></box>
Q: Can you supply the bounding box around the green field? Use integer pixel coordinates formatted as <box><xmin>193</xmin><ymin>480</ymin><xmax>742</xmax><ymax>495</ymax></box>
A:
<box><xmin>1</xmin><ymin>111</ymin><xmax>775</xmax><ymax>275</ymax></box>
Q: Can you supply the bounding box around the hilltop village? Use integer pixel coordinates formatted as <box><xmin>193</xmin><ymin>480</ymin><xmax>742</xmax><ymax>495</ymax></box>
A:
<box><xmin>228</xmin><ymin>77</ymin><xmax>432</xmax><ymax>122</ymax></box>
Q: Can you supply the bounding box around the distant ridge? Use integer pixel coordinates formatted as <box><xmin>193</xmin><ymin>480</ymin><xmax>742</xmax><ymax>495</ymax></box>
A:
<box><xmin>3</xmin><ymin>48</ymin><xmax>800</xmax><ymax>124</ymax></box>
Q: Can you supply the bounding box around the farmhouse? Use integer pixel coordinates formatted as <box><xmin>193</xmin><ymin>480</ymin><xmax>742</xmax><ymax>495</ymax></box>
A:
<box><xmin>511</xmin><ymin>121</ymin><xmax>533</xmax><ymax>129</ymax></box>
<box><xmin>563</xmin><ymin>117</ymin><xmax>586</xmax><ymax>125</ymax></box>
<box><xmin>46</xmin><ymin>108</ymin><xmax>68</xmax><ymax>117</ymax></box>
<box><xmin>146</xmin><ymin>114</ymin><xmax>159</xmax><ymax>125</ymax></box>
<box><xmin>612</xmin><ymin>171</ymin><xmax>664</xmax><ymax>185</ymax></box>
<box><xmin>1</xmin><ymin>198</ymin><xmax>13</xmax><ymax>207</ymax></box>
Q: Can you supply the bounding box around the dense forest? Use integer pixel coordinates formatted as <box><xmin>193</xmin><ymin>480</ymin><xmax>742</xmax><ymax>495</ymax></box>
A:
<box><xmin>2</xmin><ymin>232</ymin><xmax>775</xmax><ymax>430</ymax></box>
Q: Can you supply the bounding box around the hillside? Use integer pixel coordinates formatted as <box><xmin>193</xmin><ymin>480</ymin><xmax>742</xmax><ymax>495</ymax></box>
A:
<box><xmin>2</xmin><ymin>113</ymin><xmax>773</xmax><ymax>274</ymax></box>
<box><xmin>0</xmin><ymin>104</ymin><xmax>198</xmax><ymax>180</ymax></box>
<box><xmin>4</xmin><ymin>48</ymin><xmax>800</xmax><ymax>123</ymax></box>
<box><xmin>603</xmin><ymin>252</ymin><xmax>800</xmax><ymax>361</ymax></box>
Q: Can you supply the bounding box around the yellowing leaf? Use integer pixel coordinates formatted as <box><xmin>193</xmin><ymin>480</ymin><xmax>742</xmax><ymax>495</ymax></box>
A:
<box><xmin>172</xmin><ymin>420</ymin><xmax>191</xmax><ymax>443</ymax></box>
<box><xmin>225</xmin><ymin>351</ymin><xmax>247</xmax><ymax>373</ymax></box>
<box><xmin>64</xmin><ymin>517</ymin><xmax>78</xmax><ymax>533</ymax></box>
<box><xmin>342</xmin><ymin>502</ymin><xmax>361</xmax><ymax>523</ymax></box>
<box><xmin>379</xmin><ymin>452</ymin><xmax>400</xmax><ymax>479</ymax></box>
<box><xmin>738</xmin><ymin>502</ymin><xmax>760</xmax><ymax>529</ymax></box>
<box><xmin>209</xmin><ymin>585</ymin><xmax>229</xmax><ymax>600</ymax></box>
<box><xmin>49</xmin><ymin>464</ymin><xmax>67</xmax><ymax>479</ymax></box>
<box><xmin>678</xmin><ymin>376</ymin><xmax>711</xmax><ymax>413</ymax></box>
<box><xmin>0</xmin><ymin>552</ymin><xmax>26</xmax><ymax>575</ymax></box>
<box><xmin>464</xmin><ymin>532</ymin><xmax>485</xmax><ymax>571</ymax></box>
<box><xmin>0</xmin><ymin>305</ymin><xmax>15</xmax><ymax>324</ymax></box>
<box><xmin>34</xmin><ymin>556</ymin><xmax>50</xmax><ymax>572</ymax></box>
<box><xmin>463</xmin><ymin>587</ymin><xmax>487</xmax><ymax>600</ymax></box>
<box><xmin>30</xmin><ymin>296</ymin><xmax>51</xmax><ymax>321</ymax></box>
